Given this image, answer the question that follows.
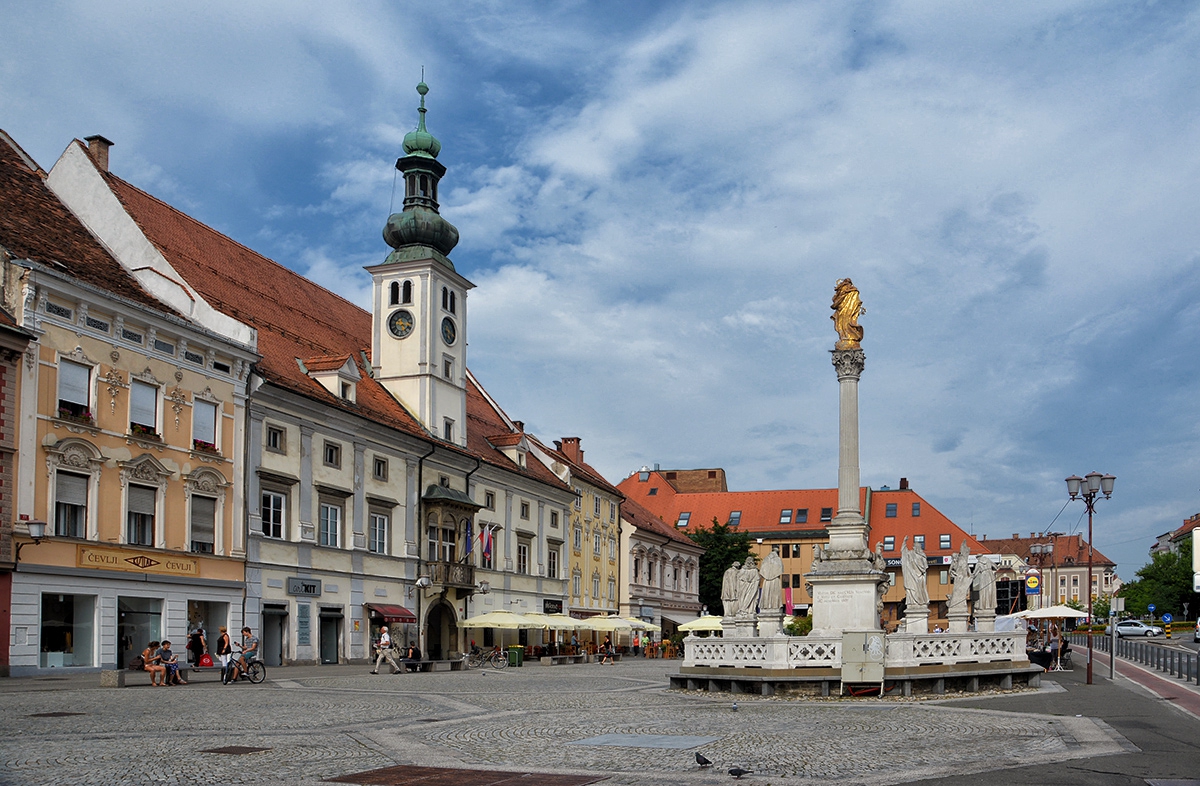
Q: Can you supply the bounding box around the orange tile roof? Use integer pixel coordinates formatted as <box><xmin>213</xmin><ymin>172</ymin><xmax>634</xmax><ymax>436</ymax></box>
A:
<box><xmin>0</xmin><ymin>132</ymin><xmax>165</xmax><ymax>311</ymax></box>
<box><xmin>620</xmin><ymin>497</ymin><xmax>699</xmax><ymax>549</ymax></box>
<box><xmin>303</xmin><ymin>354</ymin><xmax>354</xmax><ymax>372</ymax></box>
<box><xmin>617</xmin><ymin>471</ymin><xmax>987</xmax><ymax>558</ymax></box>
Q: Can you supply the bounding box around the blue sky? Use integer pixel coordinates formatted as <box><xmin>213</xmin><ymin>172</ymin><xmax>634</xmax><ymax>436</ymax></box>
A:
<box><xmin>4</xmin><ymin>1</ymin><xmax>1199</xmax><ymax>582</ymax></box>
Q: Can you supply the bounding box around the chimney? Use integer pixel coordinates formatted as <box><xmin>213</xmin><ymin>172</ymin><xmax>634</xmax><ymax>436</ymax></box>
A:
<box><xmin>513</xmin><ymin>420</ymin><xmax>524</xmax><ymax>432</ymax></box>
<box><xmin>84</xmin><ymin>135</ymin><xmax>114</xmax><ymax>172</ymax></box>
<box><xmin>560</xmin><ymin>437</ymin><xmax>582</xmax><ymax>464</ymax></box>
<box><xmin>899</xmin><ymin>477</ymin><xmax>909</xmax><ymax>490</ymax></box>
<box><xmin>1012</xmin><ymin>533</ymin><xmax>1019</xmax><ymax>539</ymax></box>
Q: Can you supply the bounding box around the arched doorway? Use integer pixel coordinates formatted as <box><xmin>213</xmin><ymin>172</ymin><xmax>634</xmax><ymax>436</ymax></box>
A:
<box><xmin>425</xmin><ymin>601</ymin><xmax>458</xmax><ymax>659</ymax></box>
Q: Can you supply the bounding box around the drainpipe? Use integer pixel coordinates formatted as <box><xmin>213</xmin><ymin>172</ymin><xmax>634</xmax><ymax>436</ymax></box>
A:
<box><xmin>461</xmin><ymin>456</ymin><xmax>482</xmax><ymax>630</ymax></box>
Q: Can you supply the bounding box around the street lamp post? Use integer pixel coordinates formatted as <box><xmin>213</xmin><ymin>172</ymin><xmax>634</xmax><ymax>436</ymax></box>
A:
<box><xmin>14</xmin><ymin>520</ymin><xmax>48</xmax><ymax>563</ymax></box>
<box><xmin>1066</xmin><ymin>471</ymin><xmax>1116</xmax><ymax>686</ymax></box>
<box><xmin>1028</xmin><ymin>542</ymin><xmax>1054</xmax><ymax>610</ymax></box>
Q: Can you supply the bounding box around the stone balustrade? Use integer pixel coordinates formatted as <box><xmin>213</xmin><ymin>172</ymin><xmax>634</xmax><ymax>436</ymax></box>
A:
<box><xmin>683</xmin><ymin>631</ymin><xmax>1026</xmax><ymax>670</ymax></box>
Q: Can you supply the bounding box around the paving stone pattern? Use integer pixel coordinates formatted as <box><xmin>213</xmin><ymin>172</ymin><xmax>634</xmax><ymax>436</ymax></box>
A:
<box><xmin>0</xmin><ymin>661</ymin><xmax>1127</xmax><ymax>786</ymax></box>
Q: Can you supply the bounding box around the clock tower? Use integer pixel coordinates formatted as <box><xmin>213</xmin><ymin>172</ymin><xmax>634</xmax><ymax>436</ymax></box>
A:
<box><xmin>368</xmin><ymin>81</ymin><xmax>473</xmax><ymax>447</ymax></box>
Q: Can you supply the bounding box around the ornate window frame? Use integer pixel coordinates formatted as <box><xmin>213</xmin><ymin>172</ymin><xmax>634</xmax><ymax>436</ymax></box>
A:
<box><xmin>118</xmin><ymin>453</ymin><xmax>172</xmax><ymax>549</ymax></box>
<box><xmin>45</xmin><ymin>438</ymin><xmax>104</xmax><ymax>541</ymax></box>
<box><xmin>185</xmin><ymin>467</ymin><xmax>229</xmax><ymax>555</ymax></box>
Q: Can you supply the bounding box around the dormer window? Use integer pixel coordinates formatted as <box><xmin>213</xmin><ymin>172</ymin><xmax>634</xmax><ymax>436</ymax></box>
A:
<box><xmin>305</xmin><ymin>355</ymin><xmax>360</xmax><ymax>403</ymax></box>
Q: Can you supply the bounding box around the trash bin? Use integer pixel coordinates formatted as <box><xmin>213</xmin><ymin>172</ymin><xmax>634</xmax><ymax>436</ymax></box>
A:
<box><xmin>507</xmin><ymin>645</ymin><xmax>524</xmax><ymax>667</ymax></box>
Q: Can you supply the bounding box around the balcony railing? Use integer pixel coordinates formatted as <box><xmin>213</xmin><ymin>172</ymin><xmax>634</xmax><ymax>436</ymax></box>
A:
<box><xmin>428</xmin><ymin>560</ymin><xmax>475</xmax><ymax>590</ymax></box>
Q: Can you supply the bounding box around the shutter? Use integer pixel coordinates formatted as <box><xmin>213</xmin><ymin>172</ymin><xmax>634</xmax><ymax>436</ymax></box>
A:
<box><xmin>193</xmin><ymin>401</ymin><xmax>217</xmax><ymax>443</ymax></box>
<box><xmin>57</xmin><ymin>473</ymin><xmax>89</xmax><ymax>506</ymax></box>
<box><xmin>58</xmin><ymin>360</ymin><xmax>90</xmax><ymax>405</ymax></box>
<box><xmin>191</xmin><ymin>497</ymin><xmax>216</xmax><ymax>544</ymax></box>
<box><xmin>128</xmin><ymin>484</ymin><xmax>157</xmax><ymax>514</ymax></box>
<box><xmin>129</xmin><ymin>381</ymin><xmax>157</xmax><ymax>428</ymax></box>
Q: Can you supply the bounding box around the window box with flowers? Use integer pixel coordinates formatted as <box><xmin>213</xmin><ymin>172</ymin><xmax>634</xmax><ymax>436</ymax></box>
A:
<box><xmin>57</xmin><ymin>407</ymin><xmax>95</xmax><ymax>426</ymax></box>
<box><xmin>192</xmin><ymin>439</ymin><xmax>219</xmax><ymax>455</ymax></box>
<box><xmin>129</xmin><ymin>422</ymin><xmax>161</xmax><ymax>441</ymax></box>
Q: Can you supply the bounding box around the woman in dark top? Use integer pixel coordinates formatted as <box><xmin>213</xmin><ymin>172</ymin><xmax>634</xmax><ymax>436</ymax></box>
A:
<box><xmin>187</xmin><ymin>628</ymin><xmax>206</xmax><ymax>665</ymax></box>
<box><xmin>215</xmin><ymin>626</ymin><xmax>232</xmax><ymax>669</ymax></box>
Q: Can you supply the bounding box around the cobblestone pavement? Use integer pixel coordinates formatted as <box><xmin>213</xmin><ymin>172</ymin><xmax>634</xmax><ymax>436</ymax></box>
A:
<box><xmin>0</xmin><ymin>661</ymin><xmax>1131</xmax><ymax>786</ymax></box>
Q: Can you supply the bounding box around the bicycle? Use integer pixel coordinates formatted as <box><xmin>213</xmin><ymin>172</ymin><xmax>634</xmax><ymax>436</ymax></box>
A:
<box><xmin>221</xmin><ymin>648</ymin><xmax>266</xmax><ymax>684</ymax></box>
<box><xmin>464</xmin><ymin>646</ymin><xmax>508</xmax><ymax>669</ymax></box>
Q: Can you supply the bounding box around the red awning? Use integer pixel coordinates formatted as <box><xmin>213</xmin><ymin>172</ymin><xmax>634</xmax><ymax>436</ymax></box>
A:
<box><xmin>365</xmin><ymin>604</ymin><xmax>417</xmax><ymax>624</ymax></box>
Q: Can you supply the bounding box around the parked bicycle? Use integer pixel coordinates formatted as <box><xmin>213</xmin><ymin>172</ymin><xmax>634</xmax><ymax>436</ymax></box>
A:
<box><xmin>463</xmin><ymin>646</ymin><xmax>508</xmax><ymax>670</ymax></box>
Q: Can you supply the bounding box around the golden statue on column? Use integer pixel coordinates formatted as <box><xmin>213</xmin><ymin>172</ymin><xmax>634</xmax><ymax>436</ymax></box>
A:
<box><xmin>831</xmin><ymin>278</ymin><xmax>865</xmax><ymax>350</ymax></box>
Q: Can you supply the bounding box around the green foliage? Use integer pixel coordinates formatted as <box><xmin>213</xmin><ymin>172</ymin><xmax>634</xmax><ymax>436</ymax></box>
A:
<box><xmin>687</xmin><ymin>517</ymin><xmax>752</xmax><ymax>615</ymax></box>
<box><xmin>784</xmin><ymin>615</ymin><xmax>813</xmax><ymax>637</ymax></box>
<box><xmin>1091</xmin><ymin>594</ymin><xmax>1111</xmax><ymax>620</ymax></box>
<box><xmin>1119</xmin><ymin>539</ymin><xmax>1200</xmax><ymax>619</ymax></box>
<box><xmin>1063</xmin><ymin>598</ymin><xmax>1084</xmax><ymax>612</ymax></box>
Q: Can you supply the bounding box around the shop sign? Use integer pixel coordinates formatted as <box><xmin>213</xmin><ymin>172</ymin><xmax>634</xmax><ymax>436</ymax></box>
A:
<box><xmin>297</xmin><ymin>603</ymin><xmax>311</xmax><ymax>646</ymax></box>
<box><xmin>286</xmin><ymin>577</ymin><xmax>322</xmax><ymax>596</ymax></box>
<box><xmin>543</xmin><ymin>599</ymin><xmax>563</xmax><ymax>614</ymax></box>
<box><xmin>78</xmin><ymin>546</ymin><xmax>198</xmax><ymax>577</ymax></box>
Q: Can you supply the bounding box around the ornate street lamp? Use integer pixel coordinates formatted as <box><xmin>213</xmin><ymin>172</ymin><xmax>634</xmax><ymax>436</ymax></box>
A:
<box><xmin>1028</xmin><ymin>541</ymin><xmax>1054</xmax><ymax>610</ymax></box>
<box><xmin>1066</xmin><ymin>471</ymin><xmax>1115</xmax><ymax>685</ymax></box>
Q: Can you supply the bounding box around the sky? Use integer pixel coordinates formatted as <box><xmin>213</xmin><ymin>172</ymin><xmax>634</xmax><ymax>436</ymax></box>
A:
<box><xmin>3</xmin><ymin>1</ymin><xmax>1199</xmax><ymax>582</ymax></box>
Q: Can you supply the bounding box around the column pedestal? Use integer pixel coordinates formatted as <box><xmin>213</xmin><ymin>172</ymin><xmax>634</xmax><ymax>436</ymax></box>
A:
<box><xmin>947</xmin><ymin>610</ymin><xmax>970</xmax><ymax>634</ymax></box>
<box><xmin>904</xmin><ymin>608</ymin><xmax>930</xmax><ymax>634</ymax></box>
<box><xmin>733</xmin><ymin>615</ymin><xmax>758</xmax><ymax>638</ymax></box>
<box><xmin>757</xmin><ymin>610</ymin><xmax>785</xmax><ymax>637</ymax></box>
<box><xmin>975</xmin><ymin>610</ymin><xmax>996</xmax><ymax>633</ymax></box>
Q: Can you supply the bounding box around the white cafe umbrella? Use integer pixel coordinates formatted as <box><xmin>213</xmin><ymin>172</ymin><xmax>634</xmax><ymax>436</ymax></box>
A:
<box><xmin>678</xmin><ymin>615</ymin><xmax>725</xmax><ymax>632</ymax></box>
<box><xmin>1013</xmin><ymin>605</ymin><xmax>1089</xmax><ymax>620</ymax></box>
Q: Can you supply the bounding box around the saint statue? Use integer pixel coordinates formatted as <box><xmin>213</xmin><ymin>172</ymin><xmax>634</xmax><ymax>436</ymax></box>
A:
<box><xmin>736</xmin><ymin>555</ymin><xmax>761</xmax><ymax>615</ymax></box>
<box><xmin>972</xmin><ymin>555</ymin><xmax>997</xmax><ymax>613</ymax></box>
<box><xmin>900</xmin><ymin>536</ymin><xmax>929</xmax><ymax>608</ymax></box>
<box><xmin>721</xmin><ymin>562</ymin><xmax>741</xmax><ymax>617</ymax></box>
<box><xmin>759</xmin><ymin>550</ymin><xmax>784</xmax><ymax>612</ymax></box>
<box><xmin>831</xmin><ymin>278</ymin><xmax>866</xmax><ymax>350</ymax></box>
<box><xmin>947</xmin><ymin>541</ymin><xmax>972</xmax><ymax>613</ymax></box>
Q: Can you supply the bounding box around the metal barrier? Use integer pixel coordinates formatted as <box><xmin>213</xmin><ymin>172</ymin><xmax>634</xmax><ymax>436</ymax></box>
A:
<box><xmin>1070</xmin><ymin>632</ymin><xmax>1200</xmax><ymax>684</ymax></box>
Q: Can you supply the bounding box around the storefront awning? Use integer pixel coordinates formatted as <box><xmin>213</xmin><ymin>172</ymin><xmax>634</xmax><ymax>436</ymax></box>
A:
<box><xmin>660</xmin><ymin>613</ymin><xmax>700</xmax><ymax>627</ymax></box>
<box><xmin>365</xmin><ymin>603</ymin><xmax>417</xmax><ymax>624</ymax></box>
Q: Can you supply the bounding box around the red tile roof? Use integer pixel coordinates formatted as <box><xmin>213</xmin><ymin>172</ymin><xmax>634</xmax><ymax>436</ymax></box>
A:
<box><xmin>976</xmin><ymin>533</ymin><xmax>1116</xmax><ymax>568</ymax></box>
<box><xmin>617</xmin><ymin>470</ymin><xmax>987</xmax><ymax>558</ymax></box>
<box><xmin>97</xmin><ymin>167</ymin><xmax>434</xmax><ymax>438</ymax></box>
<box><xmin>620</xmin><ymin>496</ymin><xmax>700</xmax><ymax>549</ymax></box>
<box><xmin>303</xmin><ymin>354</ymin><xmax>354</xmax><ymax>373</ymax></box>
<box><xmin>0</xmin><ymin>132</ymin><xmax>165</xmax><ymax>311</ymax></box>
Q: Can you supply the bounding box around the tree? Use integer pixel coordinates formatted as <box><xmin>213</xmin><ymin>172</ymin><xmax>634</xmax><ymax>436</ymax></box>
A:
<box><xmin>1119</xmin><ymin>539</ymin><xmax>1199</xmax><ymax>619</ymax></box>
<box><xmin>688</xmin><ymin>517</ymin><xmax>752</xmax><ymax>615</ymax></box>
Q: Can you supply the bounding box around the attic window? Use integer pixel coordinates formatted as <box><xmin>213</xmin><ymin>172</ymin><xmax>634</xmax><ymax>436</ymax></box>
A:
<box><xmin>796</xmin><ymin>508</ymin><xmax>808</xmax><ymax>523</ymax></box>
<box><xmin>708</xmin><ymin>470</ymin><xmax>716</xmax><ymax>479</ymax></box>
<box><xmin>85</xmin><ymin>316</ymin><xmax>110</xmax><ymax>332</ymax></box>
<box><xmin>184</xmin><ymin>350</ymin><xmax>205</xmax><ymax>365</ymax></box>
<box><xmin>728</xmin><ymin>511</ymin><xmax>741</xmax><ymax>526</ymax></box>
<box><xmin>779</xmin><ymin>509</ymin><xmax>792</xmax><ymax>525</ymax></box>
<box><xmin>212</xmin><ymin>361</ymin><xmax>231</xmax><ymax>374</ymax></box>
<box><xmin>676</xmin><ymin>512</ymin><xmax>691</xmax><ymax>528</ymax></box>
<box><xmin>820</xmin><ymin>508</ymin><xmax>832</xmax><ymax>522</ymax></box>
<box><xmin>648</xmin><ymin>488</ymin><xmax>658</xmax><ymax>496</ymax></box>
<box><xmin>340</xmin><ymin>381</ymin><xmax>352</xmax><ymax>400</ymax></box>
<box><xmin>154</xmin><ymin>339</ymin><xmax>175</xmax><ymax>355</ymax></box>
<box><xmin>45</xmin><ymin>302</ymin><xmax>72</xmax><ymax>319</ymax></box>
<box><xmin>122</xmin><ymin>328</ymin><xmax>144</xmax><ymax>344</ymax></box>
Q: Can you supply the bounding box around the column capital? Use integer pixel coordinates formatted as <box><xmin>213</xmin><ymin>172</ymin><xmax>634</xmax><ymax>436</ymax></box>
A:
<box><xmin>831</xmin><ymin>348</ymin><xmax>865</xmax><ymax>379</ymax></box>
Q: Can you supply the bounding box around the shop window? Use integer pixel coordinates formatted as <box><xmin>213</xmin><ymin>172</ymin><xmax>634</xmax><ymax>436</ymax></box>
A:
<box><xmin>190</xmin><ymin>496</ymin><xmax>216</xmax><ymax>554</ymax></box>
<box><xmin>369</xmin><ymin>512</ymin><xmax>389</xmax><ymax>555</ymax></box>
<box><xmin>192</xmin><ymin>399</ymin><xmax>218</xmax><ymax>452</ymax></box>
<box><xmin>57</xmin><ymin>359</ymin><xmax>92</xmax><ymax>420</ymax></box>
<box><xmin>261</xmin><ymin>490</ymin><xmax>286</xmax><ymax>539</ymax></box>
<box><xmin>126</xmin><ymin>485</ymin><xmax>156</xmax><ymax>546</ymax></box>
<box><xmin>40</xmin><ymin>593</ymin><xmax>95</xmax><ymax>668</ymax></box>
<box><xmin>319</xmin><ymin>500</ymin><xmax>342</xmax><ymax>547</ymax></box>
<box><xmin>54</xmin><ymin>472</ymin><xmax>88</xmax><ymax>538</ymax></box>
<box><xmin>129</xmin><ymin>380</ymin><xmax>159</xmax><ymax>437</ymax></box>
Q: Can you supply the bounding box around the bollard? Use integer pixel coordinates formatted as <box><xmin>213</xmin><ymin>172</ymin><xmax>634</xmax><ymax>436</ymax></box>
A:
<box><xmin>1166</xmin><ymin>622</ymin><xmax>1171</xmax><ymax>639</ymax></box>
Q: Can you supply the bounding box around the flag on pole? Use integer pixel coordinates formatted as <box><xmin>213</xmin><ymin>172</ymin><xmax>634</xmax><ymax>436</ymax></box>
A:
<box><xmin>483</xmin><ymin>525</ymin><xmax>493</xmax><ymax>559</ymax></box>
<box><xmin>465</xmin><ymin>520</ymin><xmax>474</xmax><ymax>555</ymax></box>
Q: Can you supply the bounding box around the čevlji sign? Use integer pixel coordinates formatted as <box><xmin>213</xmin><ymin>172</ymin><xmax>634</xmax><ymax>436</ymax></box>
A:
<box><xmin>77</xmin><ymin>546</ymin><xmax>199</xmax><ymax>577</ymax></box>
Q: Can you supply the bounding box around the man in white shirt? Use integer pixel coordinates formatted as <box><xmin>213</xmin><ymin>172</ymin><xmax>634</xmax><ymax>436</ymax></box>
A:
<box><xmin>371</xmin><ymin>626</ymin><xmax>401</xmax><ymax>674</ymax></box>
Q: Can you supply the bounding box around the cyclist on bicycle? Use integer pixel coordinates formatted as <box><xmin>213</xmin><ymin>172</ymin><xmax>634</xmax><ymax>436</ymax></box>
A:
<box><xmin>226</xmin><ymin>626</ymin><xmax>259</xmax><ymax>682</ymax></box>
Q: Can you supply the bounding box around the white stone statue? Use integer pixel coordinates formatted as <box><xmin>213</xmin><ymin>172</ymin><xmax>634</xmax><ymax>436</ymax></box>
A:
<box><xmin>721</xmin><ymin>562</ymin><xmax>741</xmax><ymax>617</ymax></box>
<box><xmin>736</xmin><ymin>555</ymin><xmax>761</xmax><ymax>615</ymax></box>
<box><xmin>947</xmin><ymin>541</ymin><xmax>972</xmax><ymax>613</ymax></box>
<box><xmin>972</xmin><ymin>555</ymin><xmax>997</xmax><ymax>612</ymax></box>
<box><xmin>759</xmin><ymin>550</ymin><xmax>784</xmax><ymax>612</ymax></box>
<box><xmin>900</xmin><ymin>535</ymin><xmax>929</xmax><ymax>608</ymax></box>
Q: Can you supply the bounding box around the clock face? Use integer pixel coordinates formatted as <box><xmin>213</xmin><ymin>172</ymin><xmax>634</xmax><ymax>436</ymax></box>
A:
<box><xmin>387</xmin><ymin>309</ymin><xmax>414</xmax><ymax>339</ymax></box>
<box><xmin>441</xmin><ymin>317</ymin><xmax>457</xmax><ymax>345</ymax></box>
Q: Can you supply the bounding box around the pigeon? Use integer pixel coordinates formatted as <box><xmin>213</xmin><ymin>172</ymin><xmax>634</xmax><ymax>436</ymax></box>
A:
<box><xmin>696</xmin><ymin>752</ymin><xmax>713</xmax><ymax>768</ymax></box>
<box><xmin>728</xmin><ymin>768</ymin><xmax>752</xmax><ymax>779</ymax></box>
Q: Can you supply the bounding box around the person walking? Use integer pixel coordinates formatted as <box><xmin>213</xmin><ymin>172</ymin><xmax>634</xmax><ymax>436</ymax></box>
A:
<box><xmin>371</xmin><ymin>626</ymin><xmax>401</xmax><ymax>674</ymax></box>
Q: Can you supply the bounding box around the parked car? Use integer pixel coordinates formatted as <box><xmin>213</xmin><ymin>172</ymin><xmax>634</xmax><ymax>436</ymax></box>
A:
<box><xmin>1104</xmin><ymin>619</ymin><xmax>1163</xmax><ymax>638</ymax></box>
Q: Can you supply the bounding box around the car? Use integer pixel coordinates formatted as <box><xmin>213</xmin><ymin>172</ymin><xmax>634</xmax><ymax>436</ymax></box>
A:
<box><xmin>1104</xmin><ymin>619</ymin><xmax>1163</xmax><ymax>638</ymax></box>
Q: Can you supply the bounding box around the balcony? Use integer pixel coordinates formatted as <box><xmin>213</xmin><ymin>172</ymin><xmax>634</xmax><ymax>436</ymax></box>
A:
<box><xmin>428</xmin><ymin>560</ymin><xmax>475</xmax><ymax>592</ymax></box>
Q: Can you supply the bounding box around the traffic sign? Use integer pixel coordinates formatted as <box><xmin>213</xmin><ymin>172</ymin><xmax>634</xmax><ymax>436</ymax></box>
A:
<box><xmin>1148</xmin><ymin>604</ymin><xmax>1156</xmax><ymax>613</ymax></box>
<box><xmin>1162</xmin><ymin>612</ymin><xmax>1173</xmax><ymax>623</ymax></box>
